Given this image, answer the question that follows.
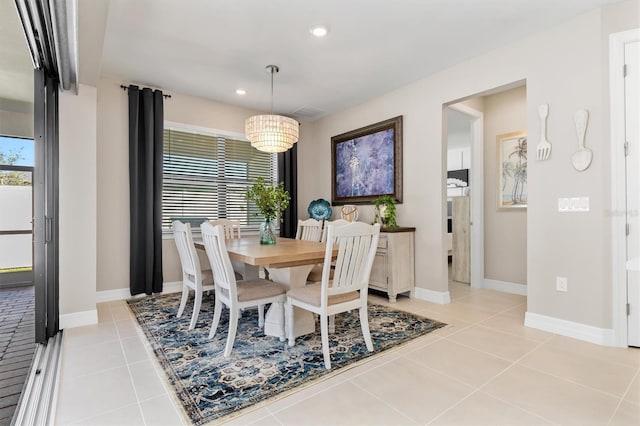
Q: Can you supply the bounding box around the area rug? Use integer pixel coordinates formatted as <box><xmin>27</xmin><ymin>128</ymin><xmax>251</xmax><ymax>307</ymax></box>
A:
<box><xmin>127</xmin><ymin>292</ymin><xmax>446</xmax><ymax>425</ymax></box>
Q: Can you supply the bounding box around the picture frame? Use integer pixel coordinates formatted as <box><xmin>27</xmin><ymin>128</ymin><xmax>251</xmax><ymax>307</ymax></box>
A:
<box><xmin>331</xmin><ymin>116</ymin><xmax>403</xmax><ymax>205</ymax></box>
<box><xmin>497</xmin><ymin>130</ymin><xmax>527</xmax><ymax>209</ymax></box>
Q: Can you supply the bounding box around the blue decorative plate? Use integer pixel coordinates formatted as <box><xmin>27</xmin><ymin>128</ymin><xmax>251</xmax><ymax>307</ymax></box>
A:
<box><xmin>308</xmin><ymin>199</ymin><xmax>332</xmax><ymax>221</ymax></box>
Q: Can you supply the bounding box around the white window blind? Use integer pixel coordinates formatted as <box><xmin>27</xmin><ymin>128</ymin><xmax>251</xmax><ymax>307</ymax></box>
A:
<box><xmin>162</xmin><ymin>128</ymin><xmax>277</xmax><ymax>232</ymax></box>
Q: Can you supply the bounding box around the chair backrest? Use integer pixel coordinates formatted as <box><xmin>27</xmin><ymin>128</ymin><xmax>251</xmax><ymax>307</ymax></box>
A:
<box><xmin>200</xmin><ymin>222</ymin><xmax>238</xmax><ymax>299</ymax></box>
<box><xmin>208</xmin><ymin>219</ymin><xmax>242</xmax><ymax>239</ymax></box>
<box><xmin>320</xmin><ymin>222</ymin><xmax>380</xmax><ymax>300</ymax></box>
<box><xmin>295</xmin><ymin>218</ymin><xmax>324</xmax><ymax>242</ymax></box>
<box><xmin>321</xmin><ymin>219</ymin><xmax>351</xmax><ymax>242</ymax></box>
<box><xmin>172</xmin><ymin>220</ymin><xmax>202</xmax><ymax>282</ymax></box>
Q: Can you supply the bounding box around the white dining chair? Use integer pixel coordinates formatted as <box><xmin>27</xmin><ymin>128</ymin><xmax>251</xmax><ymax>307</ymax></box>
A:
<box><xmin>295</xmin><ymin>218</ymin><xmax>324</xmax><ymax>242</ymax></box>
<box><xmin>208</xmin><ymin>218</ymin><xmax>242</xmax><ymax>239</ymax></box>
<box><xmin>209</xmin><ymin>218</ymin><xmax>244</xmax><ymax>279</ymax></box>
<box><xmin>307</xmin><ymin>219</ymin><xmax>351</xmax><ymax>283</ymax></box>
<box><xmin>200</xmin><ymin>222</ymin><xmax>288</xmax><ymax>357</ymax></box>
<box><xmin>172</xmin><ymin>220</ymin><xmax>215</xmax><ymax>330</ymax></box>
<box><xmin>286</xmin><ymin>222</ymin><xmax>381</xmax><ymax>369</ymax></box>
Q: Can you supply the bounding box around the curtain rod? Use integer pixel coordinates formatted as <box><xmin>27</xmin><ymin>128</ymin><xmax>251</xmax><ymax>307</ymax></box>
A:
<box><xmin>120</xmin><ymin>85</ymin><xmax>172</xmax><ymax>99</ymax></box>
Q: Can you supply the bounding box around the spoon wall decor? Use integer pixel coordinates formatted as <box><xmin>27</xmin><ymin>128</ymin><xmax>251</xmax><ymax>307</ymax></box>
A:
<box><xmin>571</xmin><ymin>109</ymin><xmax>592</xmax><ymax>171</ymax></box>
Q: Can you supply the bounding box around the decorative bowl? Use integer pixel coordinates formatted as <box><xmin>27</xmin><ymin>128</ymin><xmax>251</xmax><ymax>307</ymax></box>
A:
<box><xmin>307</xmin><ymin>199</ymin><xmax>332</xmax><ymax>221</ymax></box>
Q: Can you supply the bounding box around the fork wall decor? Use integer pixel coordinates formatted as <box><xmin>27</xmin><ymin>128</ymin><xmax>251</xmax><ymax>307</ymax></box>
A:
<box><xmin>536</xmin><ymin>103</ymin><xmax>552</xmax><ymax>161</ymax></box>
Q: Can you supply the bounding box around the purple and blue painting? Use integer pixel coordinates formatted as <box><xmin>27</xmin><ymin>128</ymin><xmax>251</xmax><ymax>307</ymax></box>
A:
<box><xmin>335</xmin><ymin>128</ymin><xmax>395</xmax><ymax>198</ymax></box>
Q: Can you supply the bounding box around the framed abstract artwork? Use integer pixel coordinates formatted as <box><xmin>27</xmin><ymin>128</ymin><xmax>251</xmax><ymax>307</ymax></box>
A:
<box><xmin>331</xmin><ymin>116</ymin><xmax>403</xmax><ymax>205</ymax></box>
<box><xmin>497</xmin><ymin>130</ymin><xmax>527</xmax><ymax>209</ymax></box>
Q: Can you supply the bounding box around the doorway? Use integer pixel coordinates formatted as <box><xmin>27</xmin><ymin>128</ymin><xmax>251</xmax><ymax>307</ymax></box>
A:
<box><xmin>611</xmin><ymin>29</ymin><xmax>640</xmax><ymax>348</ymax></box>
<box><xmin>445</xmin><ymin>82</ymin><xmax>528</xmax><ymax>297</ymax></box>
<box><xmin>0</xmin><ymin>136</ymin><xmax>34</xmax><ymax>288</ymax></box>
<box><xmin>445</xmin><ymin>105</ymin><xmax>483</xmax><ymax>289</ymax></box>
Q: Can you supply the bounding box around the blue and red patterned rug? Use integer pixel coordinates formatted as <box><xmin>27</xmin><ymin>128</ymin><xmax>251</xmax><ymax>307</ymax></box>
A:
<box><xmin>127</xmin><ymin>293</ymin><xmax>446</xmax><ymax>425</ymax></box>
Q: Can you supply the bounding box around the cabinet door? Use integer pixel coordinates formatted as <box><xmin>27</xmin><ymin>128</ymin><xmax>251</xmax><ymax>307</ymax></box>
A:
<box><xmin>369</xmin><ymin>252</ymin><xmax>388</xmax><ymax>290</ymax></box>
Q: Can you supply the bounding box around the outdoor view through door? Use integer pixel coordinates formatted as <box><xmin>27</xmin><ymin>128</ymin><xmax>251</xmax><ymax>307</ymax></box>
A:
<box><xmin>0</xmin><ymin>135</ymin><xmax>34</xmax><ymax>287</ymax></box>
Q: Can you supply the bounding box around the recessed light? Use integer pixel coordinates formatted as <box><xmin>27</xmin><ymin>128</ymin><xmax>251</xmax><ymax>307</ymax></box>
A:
<box><xmin>235</xmin><ymin>89</ymin><xmax>247</xmax><ymax>95</ymax></box>
<box><xmin>310</xmin><ymin>25</ymin><xmax>328</xmax><ymax>38</ymax></box>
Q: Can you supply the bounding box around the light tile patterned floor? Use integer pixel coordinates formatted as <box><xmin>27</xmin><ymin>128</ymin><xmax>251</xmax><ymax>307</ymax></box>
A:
<box><xmin>55</xmin><ymin>281</ymin><xmax>640</xmax><ymax>425</ymax></box>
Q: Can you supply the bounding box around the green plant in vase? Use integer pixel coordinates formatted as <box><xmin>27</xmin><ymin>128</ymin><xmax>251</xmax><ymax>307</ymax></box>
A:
<box><xmin>374</xmin><ymin>195</ymin><xmax>398</xmax><ymax>229</ymax></box>
<box><xmin>245</xmin><ymin>177</ymin><xmax>290</xmax><ymax>244</ymax></box>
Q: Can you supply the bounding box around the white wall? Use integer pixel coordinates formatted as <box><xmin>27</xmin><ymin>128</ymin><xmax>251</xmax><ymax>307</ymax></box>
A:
<box><xmin>0</xmin><ymin>186</ymin><xmax>32</xmax><ymax>269</ymax></box>
<box><xmin>59</xmin><ymin>85</ymin><xmax>98</xmax><ymax>320</ymax></box>
<box><xmin>298</xmin><ymin>4</ymin><xmax>639</xmax><ymax>332</ymax></box>
<box><xmin>483</xmin><ymin>85</ymin><xmax>527</xmax><ymax>285</ymax></box>
<box><xmin>0</xmin><ymin>109</ymin><xmax>33</xmax><ymax>138</ymax></box>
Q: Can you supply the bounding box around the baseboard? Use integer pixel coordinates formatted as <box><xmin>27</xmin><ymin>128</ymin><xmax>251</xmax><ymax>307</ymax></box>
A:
<box><xmin>96</xmin><ymin>281</ymin><xmax>183</xmax><ymax>303</ymax></box>
<box><xmin>483</xmin><ymin>279</ymin><xmax>527</xmax><ymax>296</ymax></box>
<box><xmin>59</xmin><ymin>309</ymin><xmax>98</xmax><ymax>329</ymax></box>
<box><xmin>414</xmin><ymin>287</ymin><xmax>451</xmax><ymax>304</ymax></box>
<box><xmin>525</xmin><ymin>312</ymin><xmax>616</xmax><ymax>346</ymax></box>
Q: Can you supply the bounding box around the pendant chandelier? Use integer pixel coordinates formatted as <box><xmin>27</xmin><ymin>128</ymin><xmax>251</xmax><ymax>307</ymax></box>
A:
<box><xmin>245</xmin><ymin>65</ymin><xmax>299</xmax><ymax>153</ymax></box>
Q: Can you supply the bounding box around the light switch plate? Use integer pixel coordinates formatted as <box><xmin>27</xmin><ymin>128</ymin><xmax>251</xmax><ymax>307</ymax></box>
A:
<box><xmin>558</xmin><ymin>197</ymin><xmax>589</xmax><ymax>212</ymax></box>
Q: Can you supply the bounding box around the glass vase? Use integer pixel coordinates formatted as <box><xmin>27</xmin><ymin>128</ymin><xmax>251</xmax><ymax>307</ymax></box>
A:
<box><xmin>259</xmin><ymin>219</ymin><xmax>277</xmax><ymax>245</ymax></box>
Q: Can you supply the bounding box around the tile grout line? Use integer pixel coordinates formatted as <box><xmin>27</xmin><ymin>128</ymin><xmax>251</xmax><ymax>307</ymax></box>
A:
<box><xmin>112</xmin><ymin>300</ymin><xmax>149</xmax><ymax>426</ymax></box>
<box><xmin>348</xmin><ymin>371</ymin><xmax>425</xmax><ymax>425</ymax></box>
<box><xmin>116</xmin><ymin>300</ymin><xmax>192</xmax><ymax>425</ymax></box>
<box><xmin>606</xmin><ymin>368</ymin><xmax>640</xmax><ymax>426</ymax></box>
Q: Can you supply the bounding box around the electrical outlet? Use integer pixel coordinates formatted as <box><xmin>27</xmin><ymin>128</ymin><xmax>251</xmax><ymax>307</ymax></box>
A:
<box><xmin>556</xmin><ymin>277</ymin><xmax>568</xmax><ymax>292</ymax></box>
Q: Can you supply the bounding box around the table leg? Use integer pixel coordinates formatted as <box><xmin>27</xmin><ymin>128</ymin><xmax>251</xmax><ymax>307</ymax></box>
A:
<box><xmin>263</xmin><ymin>265</ymin><xmax>316</xmax><ymax>339</ymax></box>
<box><xmin>232</xmin><ymin>261</ymin><xmax>259</xmax><ymax>280</ymax></box>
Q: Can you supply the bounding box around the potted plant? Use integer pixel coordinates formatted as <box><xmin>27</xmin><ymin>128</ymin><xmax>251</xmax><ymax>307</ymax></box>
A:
<box><xmin>245</xmin><ymin>177</ymin><xmax>290</xmax><ymax>244</ymax></box>
<box><xmin>374</xmin><ymin>195</ymin><xmax>398</xmax><ymax>229</ymax></box>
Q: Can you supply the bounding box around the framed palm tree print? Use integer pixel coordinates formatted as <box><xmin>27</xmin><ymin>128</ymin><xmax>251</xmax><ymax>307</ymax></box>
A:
<box><xmin>497</xmin><ymin>131</ymin><xmax>527</xmax><ymax>209</ymax></box>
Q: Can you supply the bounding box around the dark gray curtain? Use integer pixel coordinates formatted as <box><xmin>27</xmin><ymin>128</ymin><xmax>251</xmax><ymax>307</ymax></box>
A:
<box><xmin>278</xmin><ymin>144</ymin><xmax>298</xmax><ymax>238</ymax></box>
<box><xmin>128</xmin><ymin>86</ymin><xmax>164</xmax><ymax>295</ymax></box>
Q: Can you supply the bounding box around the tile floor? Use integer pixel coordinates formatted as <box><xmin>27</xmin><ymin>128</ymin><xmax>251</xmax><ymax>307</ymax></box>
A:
<box><xmin>55</xmin><ymin>282</ymin><xmax>640</xmax><ymax>425</ymax></box>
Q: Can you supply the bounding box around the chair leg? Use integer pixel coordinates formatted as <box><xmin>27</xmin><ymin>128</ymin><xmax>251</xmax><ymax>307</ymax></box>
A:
<box><xmin>208</xmin><ymin>297</ymin><xmax>222</xmax><ymax>339</ymax></box>
<box><xmin>359</xmin><ymin>305</ymin><xmax>374</xmax><ymax>352</ymax></box>
<box><xmin>224</xmin><ymin>306</ymin><xmax>239</xmax><ymax>357</ymax></box>
<box><xmin>189</xmin><ymin>288</ymin><xmax>203</xmax><ymax>330</ymax></box>
<box><xmin>177</xmin><ymin>284</ymin><xmax>189</xmax><ymax>318</ymax></box>
<box><xmin>320</xmin><ymin>314</ymin><xmax>331</xmax><ymax>369</ymax></box>
<box><xmin>329</xmin><ymin>315</ymin><xmax>335</xmax><ymax>333</ymax></box>
<box><xmin>275</xmin><ymin>301</ymin><xmax>285</xmax><ymax>341</ymax></box>
<box><xmin>258</xmin><ymin>304</ymin><xmax>265</xmax><ymax>328</ymax></box>
<box><xmin>286</xmin><ymin>299</ymin><xmax>295</xmax><ymax>347</ymax></box>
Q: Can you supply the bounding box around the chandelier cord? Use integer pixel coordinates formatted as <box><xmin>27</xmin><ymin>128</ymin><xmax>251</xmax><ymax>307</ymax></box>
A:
<box><xmin>270</xmin><ymin>67</ymin><xmax>274</xmax><ymax>114</ymax></box>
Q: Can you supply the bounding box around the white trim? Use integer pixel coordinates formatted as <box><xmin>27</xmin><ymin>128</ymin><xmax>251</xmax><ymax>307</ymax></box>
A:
<box><xmin>96</xmin><ymin>281</ymin><xmax>184</xmax><ymax>303</ymax></box>
<box><xmin>165</xmin><ymin>120</ymin><xmax>248</xmax><ymax>141</ymax></box>
<box><xmin>483</xmin><ymin>279</ymin><xmax>527</xmax><ymax>296</ymax></box>
<box><xmin>525</xmin><ymin>312</ymin><xmax>616</xmax><ymax>346</ymax></box>
<box><xmin>11</xmin><ymin>333</ymin><xmax>63</xmax><ymax>426</ymax></box>
<box><xmin>448</xmin><ymin>104</ymin><xmax>484</xmax><ymax>290</ymax></box>
<box><xmin>414</xmin><ymin>287</ymin><xmax>451</xmax><ymax>304</ymax></box>
<box><xmin>59</xmin><ymin>309</ymin><xmax>98</xmax><ymax>329</ymax></box>
<box><xmin>610</xmin><ymin>28</ymin><xmax>640</xmax><ymax>348</ymax></box>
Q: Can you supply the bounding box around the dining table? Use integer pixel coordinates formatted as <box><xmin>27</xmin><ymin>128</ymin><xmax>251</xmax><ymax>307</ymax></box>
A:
<box><xmin>195</xmin><ymin>236</ymin><xmax>335</xmax><ymax>340</ymax></box>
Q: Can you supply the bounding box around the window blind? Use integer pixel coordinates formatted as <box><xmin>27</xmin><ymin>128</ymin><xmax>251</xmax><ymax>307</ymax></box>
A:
<box><xmin>163</xmin><ymin>128</ymin><xmax>276</xmax><ymax>231</ymax></box>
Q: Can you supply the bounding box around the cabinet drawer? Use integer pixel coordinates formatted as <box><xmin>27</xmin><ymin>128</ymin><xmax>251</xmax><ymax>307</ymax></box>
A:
<box><xmin>377</xmin><ymin>235</ymin><xmax>388</xmax><ymax>249</ymax></box>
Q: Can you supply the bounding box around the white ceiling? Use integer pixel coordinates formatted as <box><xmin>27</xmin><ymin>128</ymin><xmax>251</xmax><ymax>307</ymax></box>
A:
<box><xmin>0</xmin><ymin>0</ymin><xmax>624</xmax><ymax>120</ymax></box>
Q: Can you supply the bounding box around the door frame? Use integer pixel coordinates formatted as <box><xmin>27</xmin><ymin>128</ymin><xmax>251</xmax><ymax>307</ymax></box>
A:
<box><xmin>610</xmin><ymin>28</ymin><xmax>640</xmax><ymax>348</ymax></box>
<box><xmin>448</xmin><ymin>103</ymin><xmax>484</xmax><ymax>289</ymax></box>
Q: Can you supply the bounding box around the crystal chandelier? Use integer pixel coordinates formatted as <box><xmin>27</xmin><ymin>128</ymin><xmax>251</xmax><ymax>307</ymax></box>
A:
<box><xmin>245</xmin><ymin>65</ymin><xmax>299</xmax><ymax>153</ymax></box>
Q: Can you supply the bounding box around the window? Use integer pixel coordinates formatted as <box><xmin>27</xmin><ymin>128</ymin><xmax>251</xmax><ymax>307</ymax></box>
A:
<box><xmin>162</xmin><ymin>126</ymin><xmax>277</xmax><ymax>232</ymax></box>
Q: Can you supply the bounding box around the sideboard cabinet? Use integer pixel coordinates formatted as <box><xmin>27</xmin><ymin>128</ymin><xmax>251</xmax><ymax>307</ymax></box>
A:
<box><xmin>368</xmin><ymin>227</ymin><xmax>415</xmax><ymax>303</ymax></box>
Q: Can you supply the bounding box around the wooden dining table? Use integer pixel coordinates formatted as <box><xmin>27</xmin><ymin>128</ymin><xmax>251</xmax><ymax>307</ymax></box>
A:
<box><xmin>195</xmin><ymin>236</ymin><xmax>335</xmax><ymax>340</ymax></box>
